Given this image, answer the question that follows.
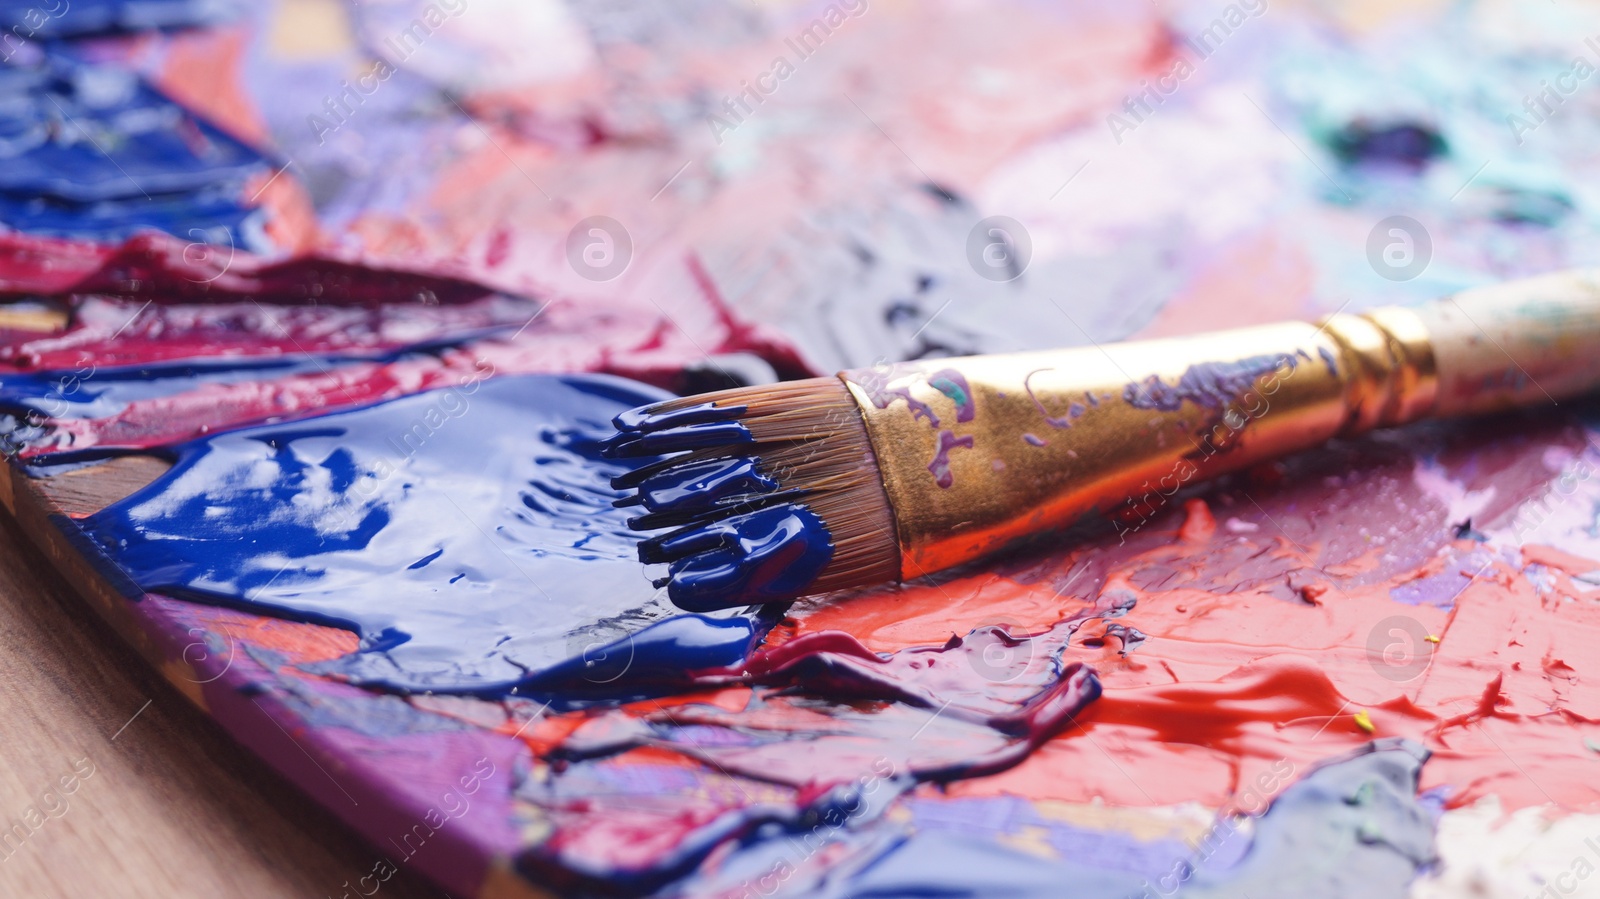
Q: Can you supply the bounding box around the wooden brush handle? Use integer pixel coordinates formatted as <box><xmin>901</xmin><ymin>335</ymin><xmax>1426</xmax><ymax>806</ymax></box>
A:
<box><xmin>1413</xmin><ymin>269</ymin><xmax>1600</xmax><ymax>419</ymax></box>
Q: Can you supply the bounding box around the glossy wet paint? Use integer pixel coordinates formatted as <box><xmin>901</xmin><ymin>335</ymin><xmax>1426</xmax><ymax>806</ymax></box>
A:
<box><xmin>81</xmin><ymin>374</ymin><xmax>766</xmax><ymax>694</ymax></box>
<box><xmin>6</xmin><ymin>0</ymin><xmax>1600</xmax><ymax>896</ymax></box>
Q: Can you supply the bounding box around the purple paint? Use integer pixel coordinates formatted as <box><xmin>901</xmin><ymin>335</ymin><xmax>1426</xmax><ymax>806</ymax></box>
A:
<box><xmin>1123</xmin><ymin>353</ymin><xmax>1299</xmax><ymax>412</ymax></box>
<box><xmin>928</xmin><ymin>429</ymin><xmax>975</xmax><ymax>488</ymax></box>
<box><xmin>927</xmin><ymin>368</ymin><xmax>975</xmax><ymax>422</ymax></box>
<box><xmin>1318</xmin><ymin>346</ymin><xmax>1340</xmax><ymax>376</ymax></box>
<box><xmin>1024</xmin><ymin>368</ymin><xmax>1080</xmax><ymax>429</ymax></box>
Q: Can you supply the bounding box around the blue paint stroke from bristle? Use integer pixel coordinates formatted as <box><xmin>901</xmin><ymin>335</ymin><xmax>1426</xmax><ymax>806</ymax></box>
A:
<box><xmin>599</xmin><ymin>421</ymin><xmax>753</xmax><ymax>457</ymax></box>
<box><xmin>79</xmin><ymin>374</ymin><xmax>768</xmax><ymax>695</ymax></box>
<box><xmin>642</xmin><ymin>504</ymin><xmax>833</xmax><ymax>612</ymax></box>
<box><xmin>612</xmin><ymin>399</ymin><xmax>746</xmax><ymax>433</ymax></box>
<box><xmin>620</xmin><ymin>456</ymin><xmax>784</xmax><ymax>532</ymax></box>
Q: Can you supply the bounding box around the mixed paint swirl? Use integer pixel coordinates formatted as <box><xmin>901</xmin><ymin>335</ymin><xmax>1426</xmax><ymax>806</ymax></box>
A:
<box><xmin>4</xmin><ymin>1</ymin><xmax>1600</xmax><ymax>897</ymax></box>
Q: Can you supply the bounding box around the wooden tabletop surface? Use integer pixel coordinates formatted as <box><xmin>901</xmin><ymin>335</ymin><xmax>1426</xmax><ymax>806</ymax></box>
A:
<box><xmin>0</xmin><ymin>510</ymin><xmax>449</xmax><ymax>899</ymax></box>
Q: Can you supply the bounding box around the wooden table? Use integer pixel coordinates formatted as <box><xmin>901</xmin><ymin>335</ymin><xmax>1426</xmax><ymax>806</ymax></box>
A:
<box><xmin>0</xmin><ymin>510</ymin><xmax>447</xmax><ymax>899</ymax></box>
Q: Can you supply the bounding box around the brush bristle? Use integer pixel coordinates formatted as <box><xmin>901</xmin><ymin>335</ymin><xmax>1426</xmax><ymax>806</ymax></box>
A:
<box><xmin>601</xmin><ymin>377</ymin><xmax>899</xmax><ymax>610</ymax></box>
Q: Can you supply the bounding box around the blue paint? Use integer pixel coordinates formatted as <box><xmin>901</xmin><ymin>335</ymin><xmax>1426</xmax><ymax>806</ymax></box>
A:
<box><xmin>618</xmin><ymin>454</ymin><xmax>786</xmax><ymax>531</ymax></box>
<box><xmin>1181</xmin><ymin>738</ymin><xmax>1437</xmax><ymax>897</ymax></box>
<box><xmin>0</xmin><ymin>0</ymin><xmax>241</xmax><ymax>38</ymax></box>
<box><xmin>0</xmin><ymin>189</ymin><xmax>261</xmax><ymax>247</ymax></box>
<box><xmin>599</xmin><ymin>420</ymin><xmax>754</xmax><ymax>457</ymax></box>
<box><xmin>612</xmin><ymin>399</ymin><xmax>746</xmax><ymax>433</ymax></box>
<box><xmin>604</xmin><ymin>392</ymin><xmax>838</xmax><ymax>609</ymax></box>
<box><xmin>639</xmin><ymin>504</ymin><xmax>833</xmax><ymax>612</ymax></box>
<box><xmin>80</xmin><ymin>374</ymin><xmax>767</xmax><ymax>694</ymax></box>
<box><xmin>1318</xmin><ymin>345</ymin><xmax>1340</xmax><ymax>376</ymax></box>
<box><xmin>0</xmin><ymin>53</ymin><xmax>270</xmax><ymax>245</ymax></box>
<box><xmin>1328</xmin><ymin>122</ymin><xmax>1447</xmax><ymax>169</ymax></box>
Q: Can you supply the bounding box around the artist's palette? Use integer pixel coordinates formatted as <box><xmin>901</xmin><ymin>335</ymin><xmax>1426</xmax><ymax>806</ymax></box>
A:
<box><xmin>5</xmin><ymin>1</ymin><xmax>1600</xmax><ymax>897</ymax></box>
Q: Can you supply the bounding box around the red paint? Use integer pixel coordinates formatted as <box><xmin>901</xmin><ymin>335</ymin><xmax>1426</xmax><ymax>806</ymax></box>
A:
<box><xmin>773</xmin><ymin>423</ymin><xmax>1600</xmax><ymax>814</ymax></box>
<box><xmin>4</xmin><ymin>241</ymin><xmax>820</xmax><ymax>458</ymax></box>
<box><xmin>1177</xmin><ymin>497</ymin><xmax>1216</xmax><ymax>543</ymax></box>
<box><xmin>0</xmin><ymin>232</ymin><xmax>492</xmax><ymax>305</ymax></box>
<box><xmin>0</xmin><ymin>295</ymin><xmax>535</xmax><ymax>370</ymax></box>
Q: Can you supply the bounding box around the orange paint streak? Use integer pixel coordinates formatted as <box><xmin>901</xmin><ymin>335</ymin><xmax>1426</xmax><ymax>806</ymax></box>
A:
<box><xmin>772</xmin><ymin>571</ymin><xmax>1086</xmax><ymax>654</ymax></box>
<box><xmin>154</xmin><ymin>28</ymin><xmax>321</xmax><ymax>252</ymax></box>
<box><xmin>180</xmin><ymin>602</ymin><xmax>359</xmax><ymax>664</ymax></box>
<box><xmin>509</xmin><ymin>713</ymin><xmax>589</xmax><ymax>756</ymax></box>
<box><xmin>153</xmin><ymin>27</ymin><xmax>271</xmax><ymax>147</ymax></box>
<box><xmin>506</xmin><ymin>689</ymin><xmax>753</xmax><ymax>756</ymax></box>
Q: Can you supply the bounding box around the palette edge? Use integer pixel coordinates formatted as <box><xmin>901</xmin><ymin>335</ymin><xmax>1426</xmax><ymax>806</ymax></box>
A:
<box><xmin>0</xmin><ymin>457</ymin><xmax>558</xmax><ymax>899</ymax></box>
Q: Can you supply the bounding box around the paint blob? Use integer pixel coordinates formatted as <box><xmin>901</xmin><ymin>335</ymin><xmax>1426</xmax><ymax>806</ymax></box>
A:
<box><xmin>80</xmin><ymin>374</ymin><xmax>766</xmax><ymax>693</ymax></box>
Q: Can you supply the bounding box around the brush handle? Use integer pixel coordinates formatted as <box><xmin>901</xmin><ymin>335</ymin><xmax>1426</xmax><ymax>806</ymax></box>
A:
<box><xmin>1414</xmin><ymin>269</ymin><xmax>1600</xmax><ymax>418</ymax></box>
<box><xmin>840</xmin><ymin>270</ymin><xmax>1600</xmax><ymax>580</ymax></box>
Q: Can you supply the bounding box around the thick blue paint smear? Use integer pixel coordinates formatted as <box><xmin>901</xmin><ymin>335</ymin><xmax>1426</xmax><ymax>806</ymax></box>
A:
<box><xmin>630</xmin><ymin>455</ymin><xmax>778</xmax><ymax>521</ymax></box>
<box><xmin>0</xmin><ymin>188</ymin><xmax>264</xmax><ymax>247</ymax></box>
<box><xmin>81</xmin><ymin>374</ymin><xmax>766</xmax><ymax>694</ymax></box>
<box><xmin>0</xmin><ymin>54</ymin><xmax>269</xmax><ymax>244</ymax></box>
<box><xmin>649</xmin><ymin>504</ymin><xmax>834</xmax><ymax>612</ymax></box>
<box><xmin>0</xmin><ymin>0</ymin><xmax>241</xmax><ymax>39</ymax></box>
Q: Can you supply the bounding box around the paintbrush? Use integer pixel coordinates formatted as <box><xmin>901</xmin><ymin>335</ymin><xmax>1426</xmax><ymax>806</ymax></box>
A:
<box><xmin>601</xmin><ymin>269</ymin><xmax>1600</xmax><ymax>611</ymax></box>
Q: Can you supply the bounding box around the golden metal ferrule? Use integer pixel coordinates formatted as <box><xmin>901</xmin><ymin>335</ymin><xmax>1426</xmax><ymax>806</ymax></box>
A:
<box><xmin>840</xmin><ymin>270</ymin><xmax>1600</xmax><ymax>580</ymax></box>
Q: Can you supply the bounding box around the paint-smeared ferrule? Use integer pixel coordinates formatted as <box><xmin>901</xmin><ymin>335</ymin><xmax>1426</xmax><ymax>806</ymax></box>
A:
<box><xmin>841</xmin><ymin>311</ymin><xmax>1449</xmax><ymax>581</ymax></box>
<box><xmin>613</xmin><ymin>269</ymin><xmax>1600</xmax><ymax>605</ymax></box>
